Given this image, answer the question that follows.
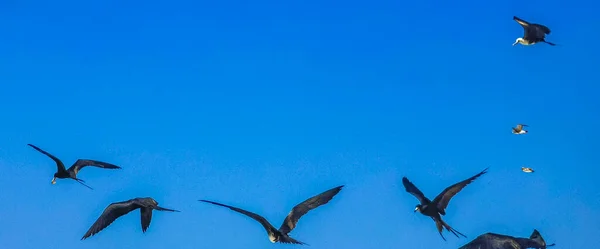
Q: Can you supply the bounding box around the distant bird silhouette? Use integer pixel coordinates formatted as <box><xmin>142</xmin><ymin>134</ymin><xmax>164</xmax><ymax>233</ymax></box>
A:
<box><xmin>513</xmin><ymin>16</ymin><xmax>556</xmax><ymax>46</ymax></box>
<box><xmin>199</xmin><ymin>185</ymin><xmax>344</xmax><ymax>245</ymax></box>
<box><xmin>27</xmin><ymin>144</ymin><xmax>121</xmax><ymax>189</ymax></box>
<box><xmin>458</xmin><ymin>229</ymin><xmax>556</xmax><ymax>249</ymax></box>
<box><xmin>522</xmin><ymin>167</ymin><xmax>535</xmax><ymax>173</ymax></box>
<box><xmin>512</xmin><ymin>124</ymin><xmax>529</xmax><ymax>135</ymax></box>
<box><xmin>402</xmin><ymin>168</ymin><xmax>488</xmax><ymax>241</ymax></box>
<box><xmin>81</xmin><ymin>197</ymin><xmax>180</xmax><ymax>240</ymax></box>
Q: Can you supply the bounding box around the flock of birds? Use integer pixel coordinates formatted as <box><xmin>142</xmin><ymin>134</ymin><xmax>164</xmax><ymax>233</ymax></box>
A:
<box><xmin>24</xmin><ymin>16</ymin><xmax>557</xmax><ymax>249</ymax></box>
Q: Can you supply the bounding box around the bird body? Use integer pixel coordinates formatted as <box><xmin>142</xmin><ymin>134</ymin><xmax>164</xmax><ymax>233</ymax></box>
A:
<box><xmin>402</xmin><ymin>168</ymin><xmax>488</xmax><ymax>240</ymax></box>
<box><xmin>199</xmin><ymin>185</ymin><xmax>344</xmax><ymax>245</ymax></box>
<box><xmin>27</xmin><ymin>144</ymin><xmax>122</xmax><ymax>189</ymax></box>
<box><xmin>459</xmin><ymin>229</ymin><xmax>555</xmax><ymax>249</ymax></box>
<box><xmin>512</xmin><ymin>124</ymin><xmax>529</xmax><ymax>135</ymax></box>
<box><xmin>81</xmin><ymin>197</ymin><xmax>179</xmax><ymax>240</ymax></box>
<box><xmin>513</xmin><ymin>16</ymin><xmax>555</xmax><ymax>46</ymax></box>
<box><xmin>522</xmin><ymin>167</ymin><xmax>535</xmax><ymax>173</ymax></box>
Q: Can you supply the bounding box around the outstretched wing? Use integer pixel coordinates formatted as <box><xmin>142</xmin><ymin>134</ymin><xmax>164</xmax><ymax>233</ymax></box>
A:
<box><xmin>432</xmin><ymin>168</ymin><xmax>488</xmax><ymax>215</ymax></box>
<box><xmin>199</xmin><ymin>200</ymin><xmax>278</xmax><ymax>235</ymax></box>
<box><xmin>513</xmin><ymin>16</ymin><xmax>529</xmax><ymax>30</ymax></box>
<box><xmin>533</xmin><ymin>24</ymin><xmax>551</xmax><ymax>35</ymax></box>
<box><xmin>81</xmin><ymin>200</ymin><xmax>140</xmax><ymax>240</ymax></box>
<box><xmin>279</xmin><ymin>185</ymin><xmax>344</xmax><ymax>234</ymax></box>
<box><xmin>67</xmin><ymin>159</ymin><xmax>121</xmax><ymax>175</ymax></box>
<box><xmin>140</xmin><ymin>207</ymin><xmax>153</xmax><ymax>232</ymax></box>
<box><xmin>402</xmin><ymin>177</ymin><xmax>431</xmax><ymax>205</ymax></box>
<box><xmin>27</xmin><ymin>144</ymin><xmax>67</xmax><ymax>172</ymax></box>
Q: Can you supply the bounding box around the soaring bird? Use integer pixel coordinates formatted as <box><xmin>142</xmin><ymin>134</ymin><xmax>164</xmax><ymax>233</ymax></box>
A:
<box><xmin>522</xmin><ymin>167</ymin><xmax>535</xmax><ymax>173</ymax></box>
<box><xmin>512</xmin><ymin>124</ymin><xmax>529</xmax><ymax>135</ymax></box>
<box><xmin>27</xmin><ymin>144</ymin><xmax>121</xmax><ymax>189</ymax></box>
<box><xmin>81</xmin><ymin>197</ymin><xmax>180</xmax><ymax>240</ymax></box>
<box><xmin>199</xmin><ymin>185</ymin><xmax>344</xmax><ymax>245</ymax></box>
<box><xmin>459</xmin><ymin>229</ymin><xmax>556</xmax><ymax>249</ymax></box>
<box><xmin>402</xmin><ymin>168</ymin><xmax>488</xmax><ymax>241</ymax></box>
<box><xmin>513</xmin><ymin>16</ymin><xmax>556</xmax><ymax>46</ymax></box>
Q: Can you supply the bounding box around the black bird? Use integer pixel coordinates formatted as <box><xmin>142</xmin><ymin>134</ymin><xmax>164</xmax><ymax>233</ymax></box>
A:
<box><xmin>27</xmin><ymin>143</ymin><xmax>121</xmax><ymax>189</ymax></box>
<box><xmin>81</xmin><ymin>197</ymin><xmax>180</xmax><ymax>240</ymax></box>
<box><xmin>402</xmin><ymin>168</ymin><xmax>488</xmax><ymax>241</ymax></box>
<box><xmin>513</xmin><ymin>16</ymin><xmax>556</xmax><ymax>46</ymax></box>
<box><xmin>199</xmin><ymin>185</ymin><xmax>344</xmax><ymax>245</ymax></box>
<box><xmin>459</xmin><ymin>229</ymin><xmax>556</xmax><ymax>249</ymax></box>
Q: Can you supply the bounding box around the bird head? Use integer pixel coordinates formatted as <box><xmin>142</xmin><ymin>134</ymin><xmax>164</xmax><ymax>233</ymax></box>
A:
<box><xmin>414</xmin><ymin>204</ymin><xmax>422</xmax><ymax>213</ymax></box>
<box><xmin>513</xmin><ymin>38</ymin><xmax>524</xmax><ymax>46</ymax></box>
<box><xmin>51</xmin><ymin>176</ymin><xmax>57</xmax><ymax>184</ymax></box>
<box><xmin>268</xmin><ymin>233</ymin><xmax>278</xmax><ymax>243</ymax></box>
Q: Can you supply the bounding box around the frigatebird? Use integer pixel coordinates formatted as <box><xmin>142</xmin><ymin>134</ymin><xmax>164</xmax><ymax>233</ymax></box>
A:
<box><xmin>512</xmin><ymin>124</ymin><xmax>529</xmax><ymax>135</ymax></box>
<box><xmin>513</xmin><ymin>16</ymin><xmax>556</xmax><ymax>46</ymax></box>
<box><xmin>27</xmin><ymin>144</ymin><xmax>121</xmax><ymax>189</ymax></box>
<box><xmin>199</xmin><ymin>185</ymin><xmax>344</xmax><ymax>245</ymax></box>
<box><xmin>522</xmin><ymin>167</ymin><xmax>535</xmax><ymax>173</ymax></box>
<box><xmin>81</xmin><ymin>197</ymin><xmax>180</xmax><ymax>240</ymax></box>
<box><xmin>402</xmin><ymin>168</ymin><xmax>488</xmax><ymax>241</ymax></box>
<box><xmin>459</xmin><ymin>229</ymin><xmax>556</xmax><ymax>249</ymax></box>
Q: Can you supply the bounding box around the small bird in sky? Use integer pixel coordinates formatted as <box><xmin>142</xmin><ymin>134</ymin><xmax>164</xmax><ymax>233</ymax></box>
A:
<box><xmin>402</xmin><ymin>168</ymin><xmax>488</xmax><ymax>241</ymax></box>
<box><xmin>27</xmin><ymin>144</ymin><xmax>122</xmax><ymax>189</ymax></box>
<box><xmin>81</xmin><ymin>197</ymin><xmax>180</xmax><ymax>240</ymax></box>
<box><xmin>512</xmin><ymin>124</ymin><xmax>529</xmax><ymax>135</ymax></box>
<box><xmin>199</xmin><ymin>185</ymin><xmax>344</xmax><ymax>245</ymax></box>
<box><xmin>513</xmin><ymin>16</ymin><xmax>556</xmax><ymax>46</ymax></box>
<box><xmin>522</xmin><ymin>167</ymin><xmax>535</xmax><ymax>173</ymax></box>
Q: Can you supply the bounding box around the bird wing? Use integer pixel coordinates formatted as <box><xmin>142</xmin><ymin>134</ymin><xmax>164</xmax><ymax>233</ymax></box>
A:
<box><xmin>67</xmin><ymin>159</ymin><xmax>121</xmax><ymax>175</ymax></box>
<box><xmin>140</xmin><ymin>207</ymin><xmax>153</xmax><ymax>232</ymax></box>
<box><xmin>27</xmin><ymin>144</ymin><xmax>67</xmax><ymax>172</ymax></box>
<box><xmin>513</xmin><ymin>16</ymin><xmax>530</xmax><ymax>28</ymax></box>
<box><xmin>432</xmin><ymin>168</ymin><xmax>488</xmax><ymax>214</ymax></box>
<box><xmin>81</xmin><ymin>200</ymin><xmax>140</xmax><ymax>240</ymax></box>
<box><xmin>402</xmin><ymin>177</ymin><xmax>431</xmax><ymax>205</ymax></box>
<box><xmin>199</xmin><ymin>200</ymin><xmax>278</xmax><ymax>235</ymax></box>
<box><xmin>533</xmin><ymin>24</ymin><xmax>551</xmax><ymax>35</ymax></box>
<box><xmin>279</xmin><ymin>185</ymin><xmax>343</xmax><ymax>234</ymax></box>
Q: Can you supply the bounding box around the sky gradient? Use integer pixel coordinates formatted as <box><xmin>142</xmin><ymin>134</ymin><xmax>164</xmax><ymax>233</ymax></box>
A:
<box><xmin>1</xmin><ymin>0</ymin><xmax>599</xmax><ymax>248</ymax></box>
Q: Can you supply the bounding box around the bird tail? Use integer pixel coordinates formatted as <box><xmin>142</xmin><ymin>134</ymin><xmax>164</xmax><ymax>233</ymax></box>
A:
<box><xmin>155</xmin><ymin>206</ymin><xmax>181</xmax><ymax>212</ymax></box>
<box><xmin>439</xmin><ymin>218</ymin><xmax>467</xmax><ymax>239</ymax></box>
<box><xmin>543</xmin><ymin>40</ymin><xmax>556</xmax><ymax>46</ymax></box>
<box><xmin>281</xmin><ymin>235</ymin><xmax>309</xmax><ymax>246</ymax></box>
<box><xmin>72</xmin><ymin>178</ymin><xmax>94</xmax><ymax>190</ymax></box>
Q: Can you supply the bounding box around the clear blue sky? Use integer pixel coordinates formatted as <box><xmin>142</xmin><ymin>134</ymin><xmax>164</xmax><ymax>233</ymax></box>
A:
<box><xmin>1</xmin><ymin>0</ymin><xmax>599</xmax><ymax>248</ymax></box>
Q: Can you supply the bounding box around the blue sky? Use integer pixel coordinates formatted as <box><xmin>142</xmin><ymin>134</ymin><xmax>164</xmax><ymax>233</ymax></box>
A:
<box><xmin>1</xmin><ymin>0</ymin><xmax>599</xmax><ymax>248</ymax></box>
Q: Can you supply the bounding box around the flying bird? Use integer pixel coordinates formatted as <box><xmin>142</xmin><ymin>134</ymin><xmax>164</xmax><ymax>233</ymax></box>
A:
<box><xmin>402</xmin><ymin>168</ymin><xmax>488</xmax><ymax>241</ymax></box>
<box><xmin>81</xmin><ymin>197</ymin><xmax>180</xmax><ymax>240</ymax></box>
<box><xmin>199</xmin><ymin>185</ymin><xmax>344</xmax><ymax>245</ymax></box>
<box><xmin>513</xmin><ymin>16</ymin><xmax>556</xmax><ymax>46</ymax></box>
<box><xmin>512</xmin><ymin>124</ymin><xmax>529</xmax><ymax>135</ymax></box>
<box><xmin>458</xmin><ymin>229</ymin><xmax>556</xmax><ymax>249</ymax></box>
<box><xmin>521</xmin><ymin>167</ymin><xmax>535</xmax><ymax>173</ymax></box>
<box><xmin>27</xmin><ymin>144</ymin><xmax>121</xmax><ymax>189</ymax></box>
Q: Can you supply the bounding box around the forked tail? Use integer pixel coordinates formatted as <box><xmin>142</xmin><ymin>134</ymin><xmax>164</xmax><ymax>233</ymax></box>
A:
<box><xmin>543</xmin><ymin>40</ymin><xmax>557</xmax><ymax>46</ymax></box>
<box><xmin>72</xmin><ymin>178</ymin><xmax>94</xmax><ymax>190</ymax></box>
<box><xmin>439</xmin><ymin>218</ymin><xmax>466</xmax><ymax>240</ymax></box>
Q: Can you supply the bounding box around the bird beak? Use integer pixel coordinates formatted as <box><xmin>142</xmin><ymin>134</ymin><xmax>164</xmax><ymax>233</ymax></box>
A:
<box><xmin>512</xmin><ymin>41</ymin><xmax>518</xmax><ymax>46</ymax></box>
<box><xmin>414</xmin><ymin>207</ymin><xmax>418</xmax><ymax>212</ymax></box>
<box><xmin>51</xmin><ymin>177</ymin><xmax>56</xmax><ymax>184</ymax></box>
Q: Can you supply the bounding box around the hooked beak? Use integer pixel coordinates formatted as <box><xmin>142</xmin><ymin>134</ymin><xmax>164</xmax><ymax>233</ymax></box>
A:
<box><xmin>51</xmin><ymin>177</ymin><xmax>56</xmax><ymax>184</ymax></box>
<box><xmin>414</xmin><ymin>207</ymin><xmax>419</xmax><ymax>212</ymax></box>
<box><xmin>512</xmin><ymin>41</ymin><xmax>518</xmax><ymax>46</ymax></box>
